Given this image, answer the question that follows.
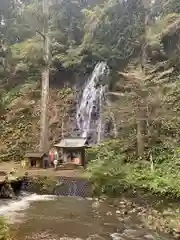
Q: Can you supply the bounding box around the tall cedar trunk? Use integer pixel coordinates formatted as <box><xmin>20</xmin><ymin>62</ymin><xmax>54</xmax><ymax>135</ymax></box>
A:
<box><xmin>39</xmin><ymin>68</ymin><xmax>49</xmax><ymax>152</ymax></box>
<box><xmin>39</xmin><ymin>0</ymin><xmax>50</xmax><ymax>152</ymax></box>
<box><xmin>68</xmin><ymin>20</ymin><xmax>74</xmax><ymax>48</ymax></box>
<box><xmin>136</xmin><ymin>3</ymin><xmax>150</xmax><ymax>157</ymax></box>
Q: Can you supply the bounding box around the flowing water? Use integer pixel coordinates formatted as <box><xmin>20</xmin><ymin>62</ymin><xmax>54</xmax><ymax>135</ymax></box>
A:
<box><xmin>0</xmin><ymin>193</ymin><xmax>55</xmax><ymax>223</ymax></box>
<box><xmin>76</xmin><ymin>62</ymin><xmax>110</xmax><ymax>143</ymax></box>
<box><xmin>0</xmin><ymin>192</ymin><xmax>175</xmax><ymax>240</ymax></box>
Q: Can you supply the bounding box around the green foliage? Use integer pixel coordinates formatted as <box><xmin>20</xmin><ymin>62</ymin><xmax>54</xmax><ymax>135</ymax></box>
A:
<box><xmin>87</xmin><ymin>141</ymin><xmax>180</xmax><ymax>198</ymax></box>
<box><xmin>147</xmin><ymin>13</ymin><xmax>180</xmax><ymax>48</ymax></box>
<box><xmin>2</xmin><ymin>87</ymin><xmax>21</xmax><ymax>107</ymax></box>
<box><xmin>1</xmin><ymin>82</ymin><xmax>38</xmax><ymax>107</ymax></box>
<box><xmin>0</xmin><ymin>0</ymin><xmax>146</xmax><ymax>75</ymax></box>
<box><xmin>1</xmin><ymin>0</ymin><xmax>180</xmax><ymax>75</ymax></box>
<box><xmin>0</xmin><ymin>81</ymin><xmax>40</xmax><ymax>161</ymax></box>
<box><xmin>162</xmin><ymin>0</ymin><xmax>180</xmax><ymax>15</ymax></box>
<box><xmin>0</xmin><ymin>217</ymin><xmax>10</xmax><ymax>240</ymax></box>
<box><xmin>29</xmin><ymin>176</ymin><xmax>58</xmax><ymax>194</ymax></box>
<box><xmin>90</xmin><ymin>0</ymin><xmax>145</xmax><ymax>62</ymax></box>
<box><xmin>11</xmin><ymin>37</ymin><xmax>43</xmax><ymax>68</ymax></box>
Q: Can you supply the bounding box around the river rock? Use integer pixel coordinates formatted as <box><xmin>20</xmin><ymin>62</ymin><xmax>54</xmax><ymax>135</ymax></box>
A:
<box><xmin>86</xmin><ymin>197</ymin><xmax>93</xmax><ymax>201</ymax></box>
<box><xmin>0</xmin><ymin>183</ymin><xmax>14</xmax><ymax>198</ymax></box>
<box><xmin>121</xmin><ymin>210</ymin><xmax>128</xmax><ymax>215</ymax></box>
<box><xmin>106</xmin><ymin>211</ymin><xmax>113</xmax><ymax>216</ymax></box>
<box><xmin>110</xmin><ymin>233</ymin><xmax>123</xmax><ymax>240</ymax></box>
<box><xmin>162</xmin><ymin>210</ymin><xmax>175</xmax><ymax>217</ymax></box>
<box><xmin>92</xmin><ymin>201</ymin><xmax>100</xmax><ymax>208</ymax></box>
<box><xmin>117</xmin><ymin>217</ymin><xmax>124</xmax><ymax>222</ymax></box>
<box><xmin>87</xmin><ymin>234</ymin><xmax>105</xmax><ymax>240</ymax></box>
<box><xmin>173</xmin><ymin>227</ymin><xmax>180</xmax><ymax>234</ymax></box>
<box><xmin>128</xmin><ymin>208</ymin><xmax>136</xmax><ymax>213</ymax></box>
<box><xmin>116</xmin><ymin>210</ymin><xmax>121</xmax><ymax>214</ymax></box>
<box><xmin>144</xmin><ymin>234</ymin><xmax>155</xmax><ymax>240</ymax></box>
<box><xmin>123</xmin><ymin>229</ymin><xmax>144</xmax><ymax>238</ymax></box>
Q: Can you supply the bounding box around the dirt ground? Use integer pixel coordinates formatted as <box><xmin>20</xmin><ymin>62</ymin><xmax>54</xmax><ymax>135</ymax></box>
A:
<box><xmin>0</xmin><ymin>161</ymin><xmax>87</xmax><ymax>181</ymax></box>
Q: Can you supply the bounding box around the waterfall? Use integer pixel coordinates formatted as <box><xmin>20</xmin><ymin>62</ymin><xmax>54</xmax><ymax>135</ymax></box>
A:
<box><xmin>76</xmin><ymin>62</ymin><xmax>110</xmax><ymax>144</ymax></box>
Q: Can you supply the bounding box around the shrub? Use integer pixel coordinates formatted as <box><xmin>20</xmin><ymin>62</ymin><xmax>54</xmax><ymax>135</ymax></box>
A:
<box><xmin>87</xmin><ymin>141</ymin><xmax>180</xmax><ymax>198</ymax></box>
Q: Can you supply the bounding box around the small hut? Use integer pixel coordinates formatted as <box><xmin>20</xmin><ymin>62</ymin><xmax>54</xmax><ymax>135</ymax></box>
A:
<box><xmin>53</xmin><ymin>137</ymin><xmax>89</xmax><ymax>167</ymax></box>
<box><xmin>24</xmin><ymin>152</ymin><xmax>45</xmax><ymax>168</ymax></box>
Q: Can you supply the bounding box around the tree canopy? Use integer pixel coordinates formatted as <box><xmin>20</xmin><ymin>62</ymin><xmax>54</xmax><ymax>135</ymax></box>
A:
<box><xmin>1</xmin><ymin>0</ymin><xmax>180</xmax><ymax>160</ymax></box>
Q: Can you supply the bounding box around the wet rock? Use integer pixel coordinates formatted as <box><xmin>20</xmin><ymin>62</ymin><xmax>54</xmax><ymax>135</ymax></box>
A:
<box><xmin>173</xmin><ymin>232</ymin><xmax>180</xmax><ymax>239</ymax></box>
<box><xmin>92</xmin><ymin>201</ymin><xmax>100</xmax><ymax>208</ymax></box>
<box><xmin>110</xmin><ymin>233</ymin><xmax>124</xmax><ymax>240</ymax></box>
<box><xmin>128</xmin><ymin>208</ymin><xmax>136</xmax><ymax>214</ymax></box>
<box><xmin>123</xmin><ymin>216</ymin><xmax>131</xmax><ymax>221</ymax></box>
<box><xmin>106</xmin><ymin>211</ymin><xmax>113</xmax><ymax>216</ymax></box>
<box><xmin>0</xmin><ymin>183</ymin><xmax>15</xmax><ymax>198</ymax></box>
<box><xmin>151</xmin><ymin>210</ymin><xmax>158</xmax><ymax>215</ymax></box>
<box><xmin>117</xmin><ymin>217</ymin><xmax>124</xmax><ymax>222</ymax></box>
<box><xmin>173</xmin><ymin>227</ymin><xmax>180</xmax><ymax>234</ymax></box>
<box><xmin>119</xmin><ymin>205</ymin><xmax>126</xmax><ymax>209</ymax></box>
<box><xmin>99</xmin><ymin>196</ymin><xmax>107</xmax><ymax>201</ymax></box>
<box><xmin>26</xmin><ymin>232</ymin><xmax>61</xmax><ymax>240</ymax></box>
<box><xmin>144</xmin><ymin>234</ymin><xmax>155</xmax><ymax>240</ymax></box>
<box><xmin>127</xmin><ymin>201</ymin><xmax>134</xmax><ymax>207</ymax></box>
<box><xmin>123</xmin><ymin>229</ymin><xmax>144</xmax><ymax>239</ymax></box>
<box><xmin>162</xmin><ymin>210</ymin><xmax>175</xmax><ymax>217</ymax></box>
<box><xmin>116</xmin><ymin>210</ymin><xmax>121</xmax><ymax>214</ymax></box>
<box><xmin>121</xmin><ymin>210</ymin><xmax>128</xmax><ymax>215</ymax></box>
<box><xmin>86</xmin><ymin>197</ymin><xmax>93</xmax><ymax>201</ymax></box>
<box><xmin>87</xmin><ymin>234</ymin><xmax>105</xmax><ymax>240</ymax></box>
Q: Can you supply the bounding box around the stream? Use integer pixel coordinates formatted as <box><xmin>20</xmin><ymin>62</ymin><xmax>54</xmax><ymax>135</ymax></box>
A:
<box><xmin>0</xmin><ymin>191</ymin><xmax>176</xmax><ymax>240</ymax></box>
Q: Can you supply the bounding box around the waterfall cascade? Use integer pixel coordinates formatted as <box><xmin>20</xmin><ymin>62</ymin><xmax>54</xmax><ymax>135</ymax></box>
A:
<box><xmin>76</xmin><ymin>62</ymin><xmax>116</xmax><ymax>144</ymax></box>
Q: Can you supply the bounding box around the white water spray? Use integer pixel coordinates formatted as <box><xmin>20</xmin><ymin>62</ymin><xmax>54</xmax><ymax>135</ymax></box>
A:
<box><xmin>0</xmin><ymin>193</ymin><xmax>55</xmax><ymax>223</ymax></box>
<box><xmin>76</xmin><ymin>62</ymin><xmax>110</xmax><ymax>143</ymax></box>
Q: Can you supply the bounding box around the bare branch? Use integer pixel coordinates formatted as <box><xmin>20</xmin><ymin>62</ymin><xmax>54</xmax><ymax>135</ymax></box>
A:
<box><xmin>36</xmin><ymin>29</ymin><xmax>45</xmax><ymax>39</ymax></box>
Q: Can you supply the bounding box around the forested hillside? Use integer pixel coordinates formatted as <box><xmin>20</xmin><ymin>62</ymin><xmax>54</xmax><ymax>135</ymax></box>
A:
<box><xmin>1</xmin><ymin>0</ymin><xmax>180</xmax><ymax>195</ymax></box>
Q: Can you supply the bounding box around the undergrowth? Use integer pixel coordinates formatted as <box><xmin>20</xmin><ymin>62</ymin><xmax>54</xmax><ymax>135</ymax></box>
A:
<box><xmin>87</xmin><ymin>140</ymin><xmax>180</xmax><ymax>198</ymax></box>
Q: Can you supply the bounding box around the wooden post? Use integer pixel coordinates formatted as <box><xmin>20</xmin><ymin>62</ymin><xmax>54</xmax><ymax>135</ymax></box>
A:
<box><xmin>61</xmin><ymin>115</ymin><xmax>64</xmax><ymax>138</ymax></box>
<box><xmin>81</xmin><ymin>148</ymin><xmax>85</xmax><ymax>168</ymax></box>
<box><xmin>63</xmin><ymin>149</ymin><xmax>67</xmax><ymax>163</ymax></box>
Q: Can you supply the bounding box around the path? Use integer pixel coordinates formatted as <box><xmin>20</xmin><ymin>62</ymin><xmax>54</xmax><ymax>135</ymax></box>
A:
<box><xmin>0</xmin><ymin>161</ymin><xmax>86</xmax><ymax>180</ymax></box>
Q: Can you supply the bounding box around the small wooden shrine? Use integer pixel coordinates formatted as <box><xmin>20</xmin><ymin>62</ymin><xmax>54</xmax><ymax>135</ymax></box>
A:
<box><xmin>24</xmin><ymin>152</ymin><xmax>45</xmax><ymax>168</ymax></box>
<box><xmin>53</xmin><ymin>137</ymin><xmax>89</xmax><ymax>168</ymax></box>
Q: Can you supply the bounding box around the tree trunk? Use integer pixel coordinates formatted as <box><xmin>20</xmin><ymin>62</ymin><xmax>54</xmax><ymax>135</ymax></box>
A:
<box><xmin>39</xmin><ymin>68</ymin><xmax>49</xmax><ymax>152</ymax></box>
<box><xmin>39</xmin><ymin>0</ymin><xmax>50</xmax><ymax>152</ymax></box>
<box><xmin>137</xmin><ymin>3</ymin><xmax>150</xmax><ymax>156</ymax></box>
<box><xmin>136</xmin><ymin>117</ymin><xmax>144</xmax><ymax>157</ymax></box>
<box><xmin>136</xmin><ymin>97</ymin><xmax>145</xmax><ymax>157</ymax></box>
